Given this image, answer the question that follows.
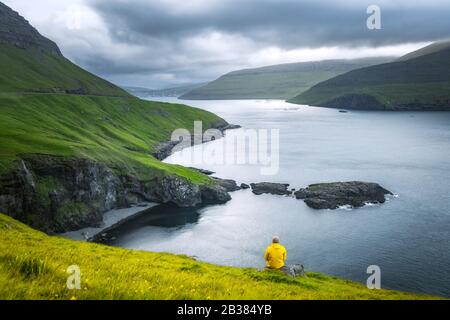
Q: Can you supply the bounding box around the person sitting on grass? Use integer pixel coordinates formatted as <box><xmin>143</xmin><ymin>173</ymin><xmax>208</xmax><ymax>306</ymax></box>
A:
<box><xmin>264</xmin><ymin>235</ymin><xmax>304</xmax><ymax>277</ymax></box>
<box><xmin>264</xmin><ymin>235</ymin><xmax>287</xmax><ymax>270</ymax></box>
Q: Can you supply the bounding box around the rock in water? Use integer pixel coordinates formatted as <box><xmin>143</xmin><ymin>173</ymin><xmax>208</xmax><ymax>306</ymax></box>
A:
<box><xmin>211</xmin><ymin>177</ymin><xmax>242</xmax><ymax>192</ymax></box>
<box><xmin>294</xmin><ymin>181</ymin><xmax>392</xmax><ymax>209</ymax></box>
<box><xmin>250</xmin><ymin>182</ymin><xmax>291</xmax><ymax>195</ymax></box>
<box><xmin>240</xmin><ymin>183</ymin><xmax>250</xmax><ymax>189</ymax></box>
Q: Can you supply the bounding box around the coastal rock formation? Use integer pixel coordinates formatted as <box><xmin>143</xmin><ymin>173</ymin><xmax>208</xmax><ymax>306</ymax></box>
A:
<box><xmin>250</xmin><ymin>182</ymin><xmax>291</xmax><ymax>195</ymax></box>
<box><xmin>294</xmin><ymin>181</ymin><xmax>392</xmax><ymax>209</ymax></box>
<box><xmin>212</xmin><ymin>177</ymin><xmax>242</xmax><ymax>192</ymax></box>
<box><xmin>0</xmin><ymin>155</ymin><xmax>230</xmax><ymax>233</ymax></box>
<box><xmin>152</xmin><ymin>121</ymin><xmax>240</xmax><ymax>160</ymax></box>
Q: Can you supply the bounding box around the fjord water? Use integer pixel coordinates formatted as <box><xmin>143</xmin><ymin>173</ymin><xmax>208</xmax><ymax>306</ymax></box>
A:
<box><xmin>108</xmin><ymin>99</ymin><xmax>450</xmax><ymax>297</ymax></box>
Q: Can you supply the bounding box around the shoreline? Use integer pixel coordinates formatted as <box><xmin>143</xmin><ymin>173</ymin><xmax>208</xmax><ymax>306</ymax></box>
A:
<box><xmin>61</xmin><ymin>203</ymin><xmax>158</xmax><ymax>241</ymax></box>
<box><xmin>62</xmin><ymin>122</ymin><xmax>242</xmax><ymax>241</ymax></box>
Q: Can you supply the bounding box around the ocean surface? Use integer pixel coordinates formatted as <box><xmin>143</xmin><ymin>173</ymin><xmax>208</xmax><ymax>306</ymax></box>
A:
<box><xmin>106</xmin><ymin>99</ymin><xmax>450</xmax><ymax>297</ymax></box>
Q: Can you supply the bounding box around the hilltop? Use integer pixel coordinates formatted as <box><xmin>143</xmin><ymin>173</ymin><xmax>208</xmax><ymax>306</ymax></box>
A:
<box><xmin>289</xmin><ymin>42</ymin><xmax>450</xmax><ymax>110</ymax></box>
<box><xmin>180</xmin><ymin>58</ymin><xmax>392</xmax><ymax>100</ymax></box>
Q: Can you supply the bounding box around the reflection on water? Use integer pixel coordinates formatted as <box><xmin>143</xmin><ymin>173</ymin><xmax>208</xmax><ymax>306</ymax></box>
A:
<box><xmin>105</xmin><ymin>98</ymin><xmax>450</xmax><ymax>297</ymax></box>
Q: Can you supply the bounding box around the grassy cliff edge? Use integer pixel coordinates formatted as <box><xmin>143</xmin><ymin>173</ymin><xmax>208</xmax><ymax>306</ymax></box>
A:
<box><xmin>0</xmin><ymin>213</ymin><xmax>439</xmax><ymax>300</ymax></box>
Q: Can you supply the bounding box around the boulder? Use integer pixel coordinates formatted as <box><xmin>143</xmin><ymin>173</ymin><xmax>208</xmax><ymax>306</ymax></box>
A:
<box><xmin>250</xmin><ymin>182</ymin><xmax>291</xmax><ymax>195</ymax></box>
<box><xmin>294</xmin><ymin>181</ymin><xmax>392</xmax><ymax>209</ymax></box>
<box><xmin>211</xmin><ymin>177</ymin><xmax>241</xmax><ymax>192</ymax></box>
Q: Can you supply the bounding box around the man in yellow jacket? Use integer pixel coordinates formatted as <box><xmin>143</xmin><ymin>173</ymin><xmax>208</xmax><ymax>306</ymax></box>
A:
<box><xmin>264</xmin><ymin>235</ymin><xmax>287</xmax><ymax>269</ymax></box>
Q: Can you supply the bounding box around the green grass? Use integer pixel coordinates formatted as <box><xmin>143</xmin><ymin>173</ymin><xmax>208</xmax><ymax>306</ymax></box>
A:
<box><xmin>289</xmin><ymin>46</ymin><xmax>450</xmax><ymax>109</ymax></box>
<box><xmin>0</xmin><ymin>92</ymin><xmax>224</xmax><ymax>183</ymax></box>
<box><xmin>181</xmin><ymin>58</ymin><xmax>391</xmax><ymax>100</ymax></box>
<box><xmin>0</xmin><ymin>213</ymin><xmax>440</xmax><ymax>300</ymax></box>
<box><xmin>0</xmin><ymin>44</ymin><xmax>128</xmax><ymax>97</ymax></box>
<box><xmin>0</xmin><ymin>42</ymin><xmax>228</xmax><ymax>184</ymax></box>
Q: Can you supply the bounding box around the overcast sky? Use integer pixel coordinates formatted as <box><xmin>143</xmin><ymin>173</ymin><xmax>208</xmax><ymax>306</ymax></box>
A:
<box><xmin>3</xmin><ymin>0</ymin><xmax>450</xmax><ymax>88</ymax></box>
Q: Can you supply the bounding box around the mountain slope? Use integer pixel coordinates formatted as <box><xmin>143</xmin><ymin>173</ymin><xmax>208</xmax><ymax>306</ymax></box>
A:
<box><xmin>0</xmin><ymin>2</ymin><xmax>128</xmax><ymax>96</ymax></box>
<box><xmin>0</xmin><ymin>213</ymin><xmax>438</xmax><ymax>300</ymax></box>
<box><xmin>289</xmin><ymin>42</ymin><xmax>450</xmax><ymax>110</ymax></box>
<box><xmin>0</xmin><ymin>3</ymin><xmax>228</xmax><ymax>233</ymax></box>
<box><xmin>397</xmin><ymin>40</ymin><xmax>450</xmax><ymax>62</ymax></box>
<box><xmin>124</xmin><ymin>83</ymin><xmax>207</xmax><ymax>98</ymax></box>
<box><xmin>180</xmin><ymin>58</ymin><xmax>392</xmax><ymax>100</ymax></box>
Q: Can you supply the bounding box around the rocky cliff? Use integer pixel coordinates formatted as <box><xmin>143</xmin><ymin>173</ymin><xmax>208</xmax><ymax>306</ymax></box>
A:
<box><xmin>0</xmin><ymin>155</ymin><xmax>230</xmax><ymax>233</ymax></box>
<box><xmin>0</xmin><ymin>2</ymin><xmax>61</xmax><ymax>56</ymax></box>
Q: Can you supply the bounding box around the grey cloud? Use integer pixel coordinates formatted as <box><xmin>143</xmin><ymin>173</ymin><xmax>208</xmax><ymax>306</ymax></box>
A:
<box><xmin>90</xmin><ymin>0</ymin><xmax>450</xmax><ymax>48</ymax></box>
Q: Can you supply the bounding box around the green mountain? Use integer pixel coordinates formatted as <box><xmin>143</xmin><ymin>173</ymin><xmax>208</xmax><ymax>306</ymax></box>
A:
<box><xmin>397</xmin><ymin>40</ymin><xmax>450</xmax><ymax>62</ymax></box>
<box><xmin>124</xmin><ymin>83</ymin><xmax>207</xmax><ymax>98</ymax></box>
<box><xmin>180</xmin><ymin>58</ymin><xmax>392</xmax><ymax>100</ymax></box>
<box><xmin>0</xmin><ymin>2</ymin><xmax>228</xmax><ymax>232</ymax></box>
<box><xmin>288</xmin><ymin>42</ymin><xmax>450</xmax><ymax>110</ymax></box>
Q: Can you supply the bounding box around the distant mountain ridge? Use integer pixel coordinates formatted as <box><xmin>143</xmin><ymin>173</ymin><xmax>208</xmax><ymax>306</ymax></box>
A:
<box><xmin>289</xmin><ymin>41</ymin><xmax>450</xmax><ymax>110</ymax></box>
<box><xmin>397</xmin><ymin>40</ymin><xmax>450</xmax><ymax>61</ymax></box>
<box><xmin>180</xmin><ymin>57</ymin><xmax>393</xmax><ymax>100</ymax></box>
<box><xmin>125</xmin><ymin>83</ymin><xmax>206</xmax><ymax>98</ymax></box>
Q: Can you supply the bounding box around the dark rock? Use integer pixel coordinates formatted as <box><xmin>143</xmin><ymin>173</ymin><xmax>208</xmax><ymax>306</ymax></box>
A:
<box><xmin>0</xmin><ymin>3</ymin><xmax>62</xmax><ymax>56</ymax></box>
<box><xmin>250</xmin><ymin>182</ymin><xmax>291</xmax><ymax>195</ymax></box>
<box><xmin>294</xmin><ymin>181</ymin><xmax>392</xmax><ymax>209</ymax></box>
<box><xmin>240</xmin><ymin>183</ymin><xmax>250</xmax><ymax>189</ymax></box>
<box><xmin>152</xmin><ymin>140</ymin><xmax>181</xmax><ymax>160</ymax></box>
<box><xmin>188</xmin><ymin>167</ymin><xmax>215</xmax><ymax>175</ymax></box>
<box><xmin>0</xmin><ymin>155</ymin><xmax>232</xmax><ymax>233</ymax></box>
<box><xmin>200</xmin><ymin>184</ymin><xmax>231</xmax><ymax>204</ymax></box>
<box><xmin>212</xmin><ymin>177</ymin><xmax>241</xmax><ymax>192</ymax></box>
<box><xmin>151</xmin><ymin>120</ymin><xmax>238</xmax><ymax>161</ymax></box>
<box><xmin>222</xmin><ymin>124</ymin><xmax>241</xmax><ymax>130</ymax></box>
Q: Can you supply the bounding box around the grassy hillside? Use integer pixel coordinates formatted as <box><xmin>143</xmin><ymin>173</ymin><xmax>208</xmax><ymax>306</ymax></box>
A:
<box><xmin>0</xmin><ymin>44</ymin><xmax>129</xmax><ymax>97</ymax></box>
<box><xmin>289</xmin><ymin>43</ymin><xmax>450</xmax><ymax>110</ymax></box>
<box><xmin>397</xmin><ymin>40</ymin><xmax>450</xmax><ymax>61</ymax></box>
<box><xmin>180</xmin><ymin>58</ymin><xmax>391</xmax><ymax>100</ymax></box>
<box><xmin>0</xmin><ymin>92</ymin><xmax>222</xmax><ymax>183</ymax></box>
<box><xmin>0</xmin><ymin>213</ymin><xmax>439</xmax><ymax>300</ymax></box>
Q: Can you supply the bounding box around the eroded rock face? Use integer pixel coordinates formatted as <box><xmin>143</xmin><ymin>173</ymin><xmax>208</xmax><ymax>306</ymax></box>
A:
<box><xmin>294</xmin><ymin>181</ymin><xmax>392</xmax><ymax>209</ymax></box>
<box><xmin>0</xmin><ymin>155</ymin><xmax>231</xmax><ymax>233</ymax></box>
<box><xmin>0</xmin><ymin>2</ymin><xmax>62</xmax><ymax>56</ymax></box>
<box><xmin>250</xmin><ymin>182</ymin><xmax>291</xmax><ymax>195</ymax></box>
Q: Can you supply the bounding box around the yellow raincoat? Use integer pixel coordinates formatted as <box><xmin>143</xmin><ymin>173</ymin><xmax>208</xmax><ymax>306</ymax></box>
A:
<box><xmin>264</xmin><ymin>243</ymin><xmax>287</xmax><ymax>269</ymax></box>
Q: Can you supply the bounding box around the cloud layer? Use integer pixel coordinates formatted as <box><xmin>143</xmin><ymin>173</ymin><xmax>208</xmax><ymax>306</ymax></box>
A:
<box><xmin>4</xmin><ymin>0</ymin><xmax>450</xmax><ymax>88</ymax></box>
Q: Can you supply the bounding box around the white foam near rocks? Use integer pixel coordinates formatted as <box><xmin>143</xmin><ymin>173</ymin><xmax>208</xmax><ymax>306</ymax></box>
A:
<box><xmin>61</xmin><ymin>203</ymin><xmax>158</xmax><ymax>241</ymax></box>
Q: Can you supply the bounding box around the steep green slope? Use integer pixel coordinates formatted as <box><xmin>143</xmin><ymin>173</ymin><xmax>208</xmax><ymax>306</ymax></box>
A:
<box><xmin>0</xmin><ymin>2</ymin><xmax>229</xmax><ymax>233</ymax></box>
<box><xmin>0</xmin><ymin>44</ymin><xmax>129</xmax><ymax>96</ymax></box>
<box><xmin>0</xmin><ymin>93</ymin><xmax>222</xmax><ymax>181</ymax></box>
<box><xmin>0</xmin><ymin>213</ymin><xmax>439</xmax><ymax>300</ymax></box>
<box><xmin>289</xmin><ymin>43</ymin><xmax>450</xmax><ymax>110</ymax></box>
<box><xmin>180</xmin><ymin>58</ymin><xmax>391</xmax><ymax>100</ymax></box>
